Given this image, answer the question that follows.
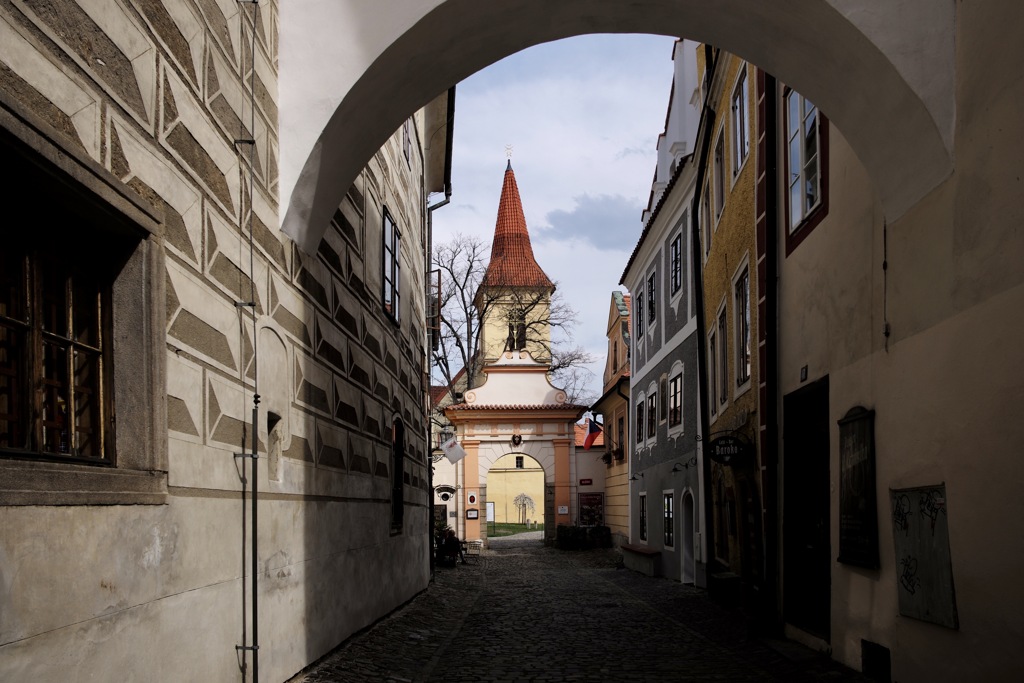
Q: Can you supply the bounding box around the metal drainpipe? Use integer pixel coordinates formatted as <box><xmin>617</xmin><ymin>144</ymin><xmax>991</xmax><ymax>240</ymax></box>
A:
<box><xmin>691</xmin><ymin>45</ymin><xmax>719</xmax><ymax>590</ymax></box>
<box><xmin>425</xmin><ymin>86</ymin><xmax>456</xmax><ymax>574</ymax></box>
<box><xmin>761</xmin><ymin>72</ymin><xmax>781</xmax><ymax>633</ymax></box>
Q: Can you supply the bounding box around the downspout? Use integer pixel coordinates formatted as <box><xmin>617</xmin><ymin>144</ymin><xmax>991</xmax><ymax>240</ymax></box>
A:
<box><xmin>691</xmin><ymin>45</ymin><xmax>718</xmax><ymax>590</ymax></box>
<box><xmin>426</xmin><ymin>86</ymin><xmax>456</xmax><ymax>577</ymax></box>
<box><xmin>761</xmin><ymin>73</ymin><xmax>782</xmax><ymax>633</ymax></box>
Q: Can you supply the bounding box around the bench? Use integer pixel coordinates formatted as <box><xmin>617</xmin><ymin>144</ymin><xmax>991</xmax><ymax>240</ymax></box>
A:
<box><xmin>620</xmin><ymin>543</ymin><xmax>661</xmax><ymax>577</ymax></box>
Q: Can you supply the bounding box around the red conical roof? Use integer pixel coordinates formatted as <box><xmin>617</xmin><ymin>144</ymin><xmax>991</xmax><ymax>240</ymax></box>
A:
<box><xmin>479</xmin><ymin>161</ymin><xmax>554</xmax><ymax>290</ymax></box>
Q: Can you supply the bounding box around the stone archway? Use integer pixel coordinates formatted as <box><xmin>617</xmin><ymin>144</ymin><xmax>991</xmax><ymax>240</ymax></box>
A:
<box><xmin>279</xmin><ymin>0</ymin><xmax>954</xmax><ymax>250</ymax></box>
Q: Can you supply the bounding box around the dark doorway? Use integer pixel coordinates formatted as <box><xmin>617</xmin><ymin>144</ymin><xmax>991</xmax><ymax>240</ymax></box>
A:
<box><xmin>782</xmin><ymin>376</ymin><xmax>831</xmax><ymax>640</ymax></box>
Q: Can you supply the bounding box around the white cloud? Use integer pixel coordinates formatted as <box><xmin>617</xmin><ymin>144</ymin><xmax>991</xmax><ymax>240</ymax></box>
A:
<box><xmin>432</xmin><ymin>33</ymin><xmax>675</xmax><ymax>400</ymax></box>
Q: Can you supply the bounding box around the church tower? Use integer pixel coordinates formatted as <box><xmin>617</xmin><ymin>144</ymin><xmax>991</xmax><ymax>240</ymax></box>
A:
<box><xmin>474</xmin><ymin>161</ymin><xmax>555</xmax><ymax>368</ymax></box>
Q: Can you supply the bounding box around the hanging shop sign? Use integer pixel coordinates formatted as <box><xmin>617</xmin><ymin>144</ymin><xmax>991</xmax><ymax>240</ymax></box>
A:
<box><xmin>708</xmin><ymin>433</ymin><xmax>753</xmax><ymax>466</ymax></box>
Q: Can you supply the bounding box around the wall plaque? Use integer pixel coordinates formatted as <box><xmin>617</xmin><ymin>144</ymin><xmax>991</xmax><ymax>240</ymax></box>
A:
<box><xmin>837</xmin><ymin>406</ymin><xmax>879</xmax><ymax>568</ymax></box>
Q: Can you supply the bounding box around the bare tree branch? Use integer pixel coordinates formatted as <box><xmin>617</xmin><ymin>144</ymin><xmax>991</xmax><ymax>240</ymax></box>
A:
<box><xmin>430</xmin><ymin>232</ymin><xmax>593</xmax><ymax>405</ymax></box>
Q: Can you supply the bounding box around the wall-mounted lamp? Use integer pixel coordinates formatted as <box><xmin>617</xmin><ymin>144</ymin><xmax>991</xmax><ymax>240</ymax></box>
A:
<box><xmin>629</xmin><ymin>472</ymin><xmax>644</xmax><ymax>481</ymax></box>
<box><xmin>672</xmin><ymin>455</ymin><xmax>699</xmax><ymax>472</ymax></box>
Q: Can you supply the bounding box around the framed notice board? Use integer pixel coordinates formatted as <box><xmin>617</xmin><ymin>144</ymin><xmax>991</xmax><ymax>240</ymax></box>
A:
<box><xmin>837</xmin><ymin>406</ymin><xmax>879</xmax><ymax>568</ymax></box>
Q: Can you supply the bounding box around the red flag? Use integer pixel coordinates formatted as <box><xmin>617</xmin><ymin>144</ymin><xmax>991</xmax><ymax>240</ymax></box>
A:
<box><xmin>584</xmin><ymin>419</ymin><xmax>602</xmax><ymax>450</ymax></box>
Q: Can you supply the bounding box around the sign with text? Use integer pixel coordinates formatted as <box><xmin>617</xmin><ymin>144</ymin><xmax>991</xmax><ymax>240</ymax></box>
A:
<box><xmin>708</xmin><ymin>434</ymin><xmax>752</xmax><ymax>466</ymax></box>
<box><xmin>579</xmin><ymin>478</ymin><xmax>592</xmax><ymax>486</ymax></box>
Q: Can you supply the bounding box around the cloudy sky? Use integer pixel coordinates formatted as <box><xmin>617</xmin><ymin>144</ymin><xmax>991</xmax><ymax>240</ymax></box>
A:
<box><xmin>431</xmin><ymin>33</ymin><xmax>678</xmax><ymax>402</ymax></box>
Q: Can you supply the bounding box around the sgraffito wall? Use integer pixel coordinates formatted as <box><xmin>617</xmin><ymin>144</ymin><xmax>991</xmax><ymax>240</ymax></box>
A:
<box><xmin>0</xmin><ymin>1</ymin><xmax>432</xmax><ymax>680</ymax></box>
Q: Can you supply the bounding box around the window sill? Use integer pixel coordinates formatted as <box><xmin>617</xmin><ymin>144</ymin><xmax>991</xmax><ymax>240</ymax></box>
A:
<box><xmin>0</xmin><ymin>459</ymin><xmax>168</xmax><ymax>506</ymax></box>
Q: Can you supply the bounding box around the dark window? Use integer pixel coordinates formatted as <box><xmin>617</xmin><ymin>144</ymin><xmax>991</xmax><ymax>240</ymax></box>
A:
<box><xmin>735</xmin><ymin>267</ymin><xmax>751</xmax><ymax>385</ymax></box>
<box><xmin>702</xmin><ymin>185</ymin><xmax>712</xmax><ymax>257</ymax></box>
<box><xmin>391</xmin><ymin>419</ymin><xmax>406</xmax><ymax>531</ymax></box>
<box><xmin>708</xmin><ymin>329</ymin><xmax>718</xmax><ymax>417</ymax></box>
<box><xmin>732</xmin><ymin>68</ymin><xmax>750</xmax><ymax>174</ymax></box>
<box><xmin>382</xmin><ymin>208</ymin><xmax>401</xmax><ymax>323</ymax></box>
<box><xmin>647</xmin><ymin>273</ymin><xmax>656</xmax><ymax>324</ymax></box>
<box><xmin>647</xmin><ymin>393</ymin><xmax>656</xmax><ymax>438</ymax></box>
<box><xmin>639</xmin><ymin>493</ymin><xmax>648</xmax><ymax>541</ymax></box>
<box><xmin>635</xmin><ymin>288</ymin><xmax>644</xmax><ymax>339</ymax></box>
<box><xmin>515</xmin><ymin>455</ymin><xmax>524</xmax><ymax>469</ymax></box>
<box><xmin>659</xmin><ymin>378</ymin><xmax>668</xmax><ymax>422</ymax></box>
<box><xmin>506</xmin><ymin>307</ymin><xmax>526</xmax><ymax>351</ymax></box>
<box><xmin>718</xmin><ymin>310</ymin><xmax>728</xmax><ymax>405</ymax></box>
<box><xmin>617</xmin><ymin>416</ymin><xmax>625</xmax><ymax>453</ymax></box>
<box><xmin>1</xmin><ymin>247</ymin><xmax>112</xmax><ymax>461</ymax></box>
<box><xmin>669</xmin><ymin>374</ymin><xmax>682</xmax><ymax>427</ymax></box>
<box><xmin>714</xmin><ymin>133</ymin><xmax>725</xmax><ymax>218</ymax></box>
<box><xmin>664</xmin><ymin>493</ymin><xmax>675</xmax><ymax>547</ymax></box>
<box><xmin>636</xmin><ymin>401</ymin><xmax>645</xmax><ymax>444</ymax></box>
<box><xmin>670</xmin><ymin>234</ymin><xmax>682</xmax><ymax>294</ymax></box>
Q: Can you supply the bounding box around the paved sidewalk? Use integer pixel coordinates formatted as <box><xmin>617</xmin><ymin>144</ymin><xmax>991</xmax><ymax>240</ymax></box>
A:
<box><xmin>289</xmin><ymin>537</ymin><xmax>867</xmax><ymax>682</ymax></box>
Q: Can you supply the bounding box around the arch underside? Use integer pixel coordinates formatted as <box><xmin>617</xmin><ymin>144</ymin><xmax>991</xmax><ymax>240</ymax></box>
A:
<box><xmin>279</xmin><ymin>0</ymin><xmax>953</xmax><ymax>251</ymax></box>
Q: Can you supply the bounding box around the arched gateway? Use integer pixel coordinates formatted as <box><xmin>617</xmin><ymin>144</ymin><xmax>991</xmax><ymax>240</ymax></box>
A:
<box><xmin>444</xmin><ymin>161</ymin><xmax>586</xmax><ymax>543</ymax></box>
<box><xmin>279</xmin><ymin>0</ymin><xmax>955</xmax><ymax>251</ymax></box>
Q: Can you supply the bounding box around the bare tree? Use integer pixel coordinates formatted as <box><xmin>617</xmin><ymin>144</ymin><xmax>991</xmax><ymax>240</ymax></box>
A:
<box><xmin>513</xmin><ymin>493</ymin><xmax>536</xmax><ymax>524</ymax></box>
<box><xmin>430</xmin><ymin>233</ymin><xmax>595</xmax><ymax>405</ymax></box>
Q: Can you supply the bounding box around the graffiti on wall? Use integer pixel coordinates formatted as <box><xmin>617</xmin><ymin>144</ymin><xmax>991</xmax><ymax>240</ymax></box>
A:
<box><xmin>889</xmin><ymin>484</ymin><xmax>958</xmax><ymax>629</ymax></box>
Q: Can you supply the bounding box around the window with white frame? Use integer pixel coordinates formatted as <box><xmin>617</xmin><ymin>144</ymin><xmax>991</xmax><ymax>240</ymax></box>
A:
<box><xmin>734</xmin><ymin>266</ymin><xmax>751</xmax><ymax>387</ymax></box>
<box><xmin>647</xmin><ymin>273</ymin><xmax>657</xmax><ymax>325</ymax></box>
<box><xmin>647</xmin><ymin>392</ymin><xmax>657</xmax><ymax>438</ymax></box>
<box><xmin>635</xmin><ymin>286</ymin><xmax>645</xmax><ymax>340</ymax></box>
<box><xmin>713</xmin><ymin>132</ymin><xmax>725</xmax><ymax>219</ymax></box>
<box><xmin>636</xmin><ymin>398</ymin><xmax>645</xmax><ymax>445</ymax></box>
<box><xmin>670</xmin><ymin>232</ymin><xmax>682</xmax><ymax>295</ymax></box>
<box><xmin>786</xmin><ymin>90</ymin><xmax>821</xmax><ymax>232</ymax></box>
<box><xmin>708</xmin><ymin>328</ymin><xmax>718</xmax><ymax>417</ymax></box>
<box><xmin>664</xmin><ymin>492</ymin><xmax>675</xmax><ymax>548</ymax></box>
<box><xmin>669</xmin><ymin>372</ymin><xmax>683</xmax><ymax>428</ymax></box>
<box><xmin>702</xmin><ymin>184</ymin><xmax>712</xmax><ymax>258</ymax></box>
<box><xmin>718</xmin><ymin>309</ymin><xmax>728</xmax><ymax>406</ymax></box>
<box><xmin>731</xmin><ymin>67</ymin><xmax>749</xmax><ymax>175</ymax></box>
<box><xmin>639</xmin><ymin>493</ymin><xmax>648</xmax><ymax>541</ymax></box>
<box><xmin>382</xmin><ymin>208</ymin><xmax>401</xmax><ymax>322</ymax></box>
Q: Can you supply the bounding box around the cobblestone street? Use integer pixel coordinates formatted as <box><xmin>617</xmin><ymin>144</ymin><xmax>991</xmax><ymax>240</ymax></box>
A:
<box><xmin>289</xmin><ymin>534</ymin><xmax>867</xmax><ymax>682</ymax></box>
